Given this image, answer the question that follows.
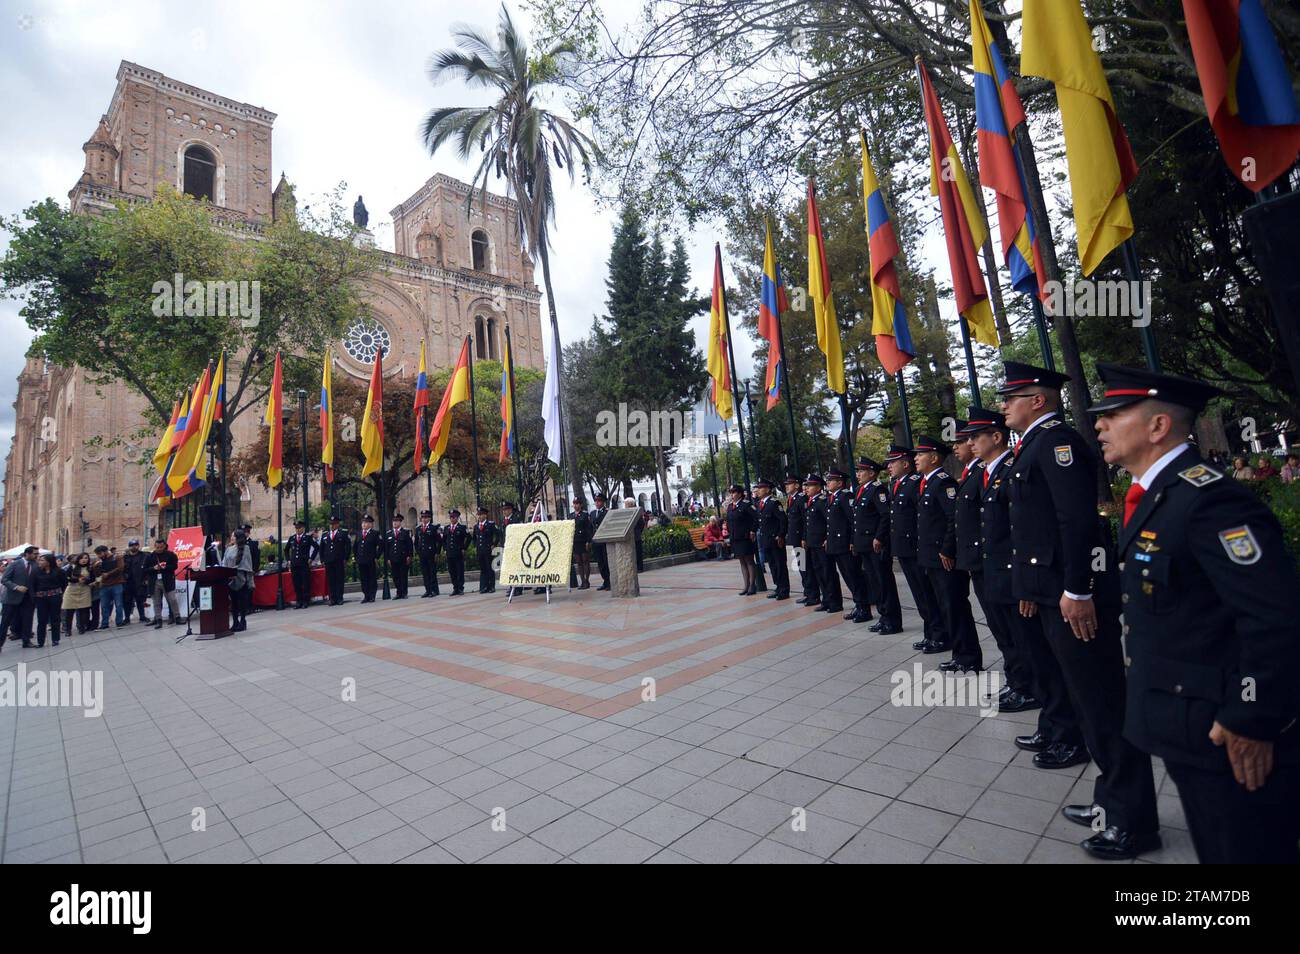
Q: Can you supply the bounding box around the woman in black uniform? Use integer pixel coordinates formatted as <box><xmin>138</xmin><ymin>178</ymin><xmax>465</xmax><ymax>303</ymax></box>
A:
<box><xmin>724</xmin><ymin>484</ymin><xmax>759</xmax><ymax>595</ymax></box>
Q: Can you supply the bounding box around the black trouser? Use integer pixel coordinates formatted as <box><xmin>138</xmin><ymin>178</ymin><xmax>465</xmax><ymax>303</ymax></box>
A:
<box><xmin>358</xmin><ymin>561</ymin><xmax>377</xmax><ymax>600</ymax></box>
<box><xmin>1010</xmin><ymin>602</ymin><xmax>1082</xmax><ymax>747</ymax></box>
<box><xmin>35</xmin><ymin>594</ymin><xmax>62</xmax><ymax>644</ymax></box>
<box><xmin>1036</xmin><ymin>601</ymin><xmax>1157</xmax><ymax>835</ymax></box>
<box><xmin>832</xmin><ymin>550</ymin><xmax>868</xmax><ymax>615</ymax></box>
<box><xmin>861</xmin><ymin>548</ymin><xmax>901</xmax><ymax>627</ymax></box>
<box><xmin>898</xmin><ymin>556</ymin><xmax>939</xmax><ymax>643</ymax></box>
<box><xmin>972</xmin><ymin>577</ymin><xmax>1032</xmax><ymax>695</ymax></box>
<box><xmin>325</xmin><ymin>561</ymin><xmax>346</xmax><ymax>604</ymax></box>
<box><xmin>89</xmin><ymin>600</ymin><xmax>99</xmax><ymax>629</ymax></box>
<box><xmin>477</xmin><ymin>551</ymin><xmax>494</xmax><ymax>592</ymax></box>
<box><xmin>231</xmin><ymin>583</ymin><xmax>252</xmax><ymax>626</ymax></box>
<box><xmin>448</xmin><ymin>557</ymin><xmax>465</xmax><ymax>594</ymax></box>
<box><xmin>124</xmin><ymin>585</ymin><xmax>147</xmax><ymax>621</ymax></box>
<box><xmin>1</xmin><ymin>598</ymin><xmax>34</xmax><ymax>644</ymax></box>
<box><xmin>291</xmin><ymin>562</ymin><xmax>312</xmax><ymax>607</ymax></box>
<box><xmin>62</xmin><ymin>607</ymin><xmax>91</xmax><ymax>635</ymax></box>
<box><xmin>923</xmin><ymin>563</ymin><xmax>980</xmax><ymax>666</ymax></box>
<box><xmin>635</xmin><ymin>537</ymin><xmax>644</xmax><ymax>573</ymax></box>
<box><xmin>1164</xmin><ymin>759</ymin><xmax>1300</xmax><ymax>864</ymax></box>
<box><xmin>392</xmin><ymin>561</ymin><xmax>409</xmax><ymax>598</ymax></box>
<box><xmin>594</xmin><ymin>543</ymin><xmax>610</xmax><ymax>586</ymax></box>
<box><xmin>796</xmin><ymin>546</ymin><xmax>819</xmax><ymax>602</ymax></box>
<box><xmin>763</xmin><ymin>543</ymin><xmax>789</xmax><ymax>596</ymax></box>
<box><xmin>808</xmin><ymin>547</ymin><xmax>840</xmax><ymax>609</ymax></box>
<box><xmin>420</xmin><ymin>555</ymin><xmax>440</xmax><ymax>595</ymax></box>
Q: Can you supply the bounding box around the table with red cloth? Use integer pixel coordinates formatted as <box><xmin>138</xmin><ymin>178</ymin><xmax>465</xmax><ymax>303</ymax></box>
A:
<box><xmin>252</xmin><ymin>567</ymin><xmax>328</xmax><ymax>607</ymax></box>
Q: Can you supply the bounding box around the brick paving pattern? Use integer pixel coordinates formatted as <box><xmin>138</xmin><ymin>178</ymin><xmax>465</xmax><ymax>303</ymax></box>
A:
<box><xmin>0</xmin><ymin>560</ymin><xmax>1194</xmax><ymax>863</ymax></box>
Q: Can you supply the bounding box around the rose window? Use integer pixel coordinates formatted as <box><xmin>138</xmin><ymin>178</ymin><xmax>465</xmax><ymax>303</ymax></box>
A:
<box><xmin>343</xmin><ymin>320</ymin><xmax>391</xmax><ymax>363</ymax></box>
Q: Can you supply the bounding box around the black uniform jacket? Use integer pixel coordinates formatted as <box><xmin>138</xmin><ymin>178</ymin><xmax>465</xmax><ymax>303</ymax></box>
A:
<box><xmin>888</xmin><ymin>474</ymin><xmax>921</xmax><ymax>559</ymax></box>
<box><xmin>826</xmin><ymin>488</ymin><xmax>854</xmax><ymax>556</ymax></box>
<box><xmin>286</xmin><ymin>533</ymin><xmax>317</xmax><ymax>565</ymax></box>
<box><xmin>852</xmin><ymin>481</ymin><xmax>889</xmax><ymax>552</ymax></box>
<box><xmin>385</xmin><ymin>527</ymin><xmax>413</xmax><ymax>563</ymax></box>
<box><xmin>954</xmin><ymin>462</ymin><xmax>985</xmax><ymax>573</ymax></box>
<box><xmin>1120</xmin><ymin>448</ymin><xmax>1300</xmax><ymax>770</ymax></box>
<box><xmin>354</xmin><ymin>527</ymin><xmax>382</xmax><ymax>564</ymax></box>
<box><xmin>916</xmin><ymin>469</ymin><xmax>958</xmax><ymax>570</ymax></box>
<box><xmin>414</xmin><ymin>523</ymin><xmax>442</xmax><ymax>556</ymax></box>
<box><xmin>804</xmin><ymin>492</ymin><xmax>829</xmax><ymax>549</ymax></box>
<box><xmin>1006</xmin><ymin>413</ymin><xmax>1117</xmax><ymax>605</ymax></box>
<box><xmin>444</xmin><ymin>524</ymin><xmax>469</xmax><ymax>558</ymax></box>
<box><xmin>726</xmin><ymin>499</ymin><xmax>757</xmax><ymax>557</ymax></box>
<box><xmin>756</xmin><ymin>496</ymin><xmax>787</xmax><ymax>550</ymax></box>
<box><xmin>318</xmin><ymin>528</ymin><xmax>351</xmax><ymax>564</ymax></box>
<box><xmin>573</xmin><ymin>512</ymin><xmax>593</xmax><ymax>547</ymax></box>
<box><xmin>976</xmin><ymin>454</ymin><xmax>1016</xmax><ymax>604</ymax></box>
<box><xmin>786</xmin><ymin>492</ymin><xmax>808</xmax><ymax>549</ymax></box>
<box><xmin>473</xmin><ymin>520</ymin><xmax>497</xmax><ymax>554</ymax></box>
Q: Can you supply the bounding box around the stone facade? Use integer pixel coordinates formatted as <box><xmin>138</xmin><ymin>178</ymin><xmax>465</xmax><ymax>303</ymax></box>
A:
<box><xmin>2</xmin><ymin>62</ymin><xmax>544</xmax><ymax>552</ymax></box>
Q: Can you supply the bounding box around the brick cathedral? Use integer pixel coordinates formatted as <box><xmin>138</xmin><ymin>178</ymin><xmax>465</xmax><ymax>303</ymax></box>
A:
<box><xmin>2</xmin><ymin>61</ymin><xmax>545</xmax><ymax>552</ymax></box>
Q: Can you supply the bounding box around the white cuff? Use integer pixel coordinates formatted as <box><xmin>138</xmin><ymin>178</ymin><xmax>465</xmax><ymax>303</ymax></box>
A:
<box><xmin>1063</xmin><ymin>590</ymin><xmax>1093</xmax><ymax>601</ymax></box>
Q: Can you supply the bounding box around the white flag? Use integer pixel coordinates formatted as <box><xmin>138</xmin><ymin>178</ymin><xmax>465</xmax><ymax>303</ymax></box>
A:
<box><xmin>542</xmin><ymin>340</ymin><xmax>563</xmax><ymax>467</ymax></box>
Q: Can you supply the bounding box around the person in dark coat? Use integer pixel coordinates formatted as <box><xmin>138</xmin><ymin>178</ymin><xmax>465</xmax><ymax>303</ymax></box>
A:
<box><xmin>825</xmin><ymin>467</ymin><xmax>870</xmax><ymax>623</ymax></box>
<box><xmin>885</xmin><ymin>446</ymin><xmax>937</xmax><ymax>646</ymax></box>
<box><xmin>1091</xmin><ymin>363</ymin><xmax>1300</xmax><ymax>863</ymax></box>
<box><xmin>1000</xmin><ymin>360</ymin><xmax>1158</xmax><ymax>861</ymax></box>
<box><xmin>286</xmin><ymin>520</ymin><xmax>317</xmax><ymax>608</ymax></box>
<box><xmin>122</xmin><ymin>539</ymin><xmax>149</xmax><ymax>624</ymax></box>
<box><xmin>854</xmin><ymin>458</ymin><xmax>901</xmax><ymax>634</ymax></box>
<box><xmin>753</xmin><ymin>479</ymin><xmax>789</xmax><ymax>600</ymax></box>
<box><xmin>318</xmin><ymin>515</ymin><xmax>351</xmax><ymax>606</ymax></box>
<box><xmin>473</xmin><ymin>507</ymin><xmax>497</xmax><ymax>593</ymax></box>
<box><xmin>724</xmin><ymin>484</ymin><xmax>759</xmax><ymax>595</ymax></box>
<box><xmin>31</xmin><ymin>554</ymin><xmax>66</xmax><ymax>647</ymax></box>
<box><xmin>913</xmin><ymin>435</ymin><xmax>980</xmax><ymax>671</ymax></box>
<box><xmin>571</xmin><ymin>499</ymin><xmax>593</xmax><ymax>589</ymax></box>
<box><xmin>143</xmin><ymin>539</ymin><xmax>181</xmax><ymax>627</ymax></box>
<box><xmin>354</xmin><ymin>515</ymin><xmax>381</xmax><ymax>603</ymax></box>
<box><xmin>783</xmin><ymin>474</ymin><xmax>818</xmax><ymax>606</ymax></box>
<box><xmin>803</xmin><ymin>474</ymin><xmax>839</xmax><ymax>612</ymax></box>
<box><xmin>444</xmin><ymin>509</ymin><xmax>469</xmax><ymax>595</ymax></box>
<box><xmin>414</xmin><ymin>510</ymin><xmax>442</xmax><ymax>597</ymax></box>
<box><xmin>385</xmin><ymin>513</ymin><xmax>414</xmax><ymax>599</ymax></box>
<box><xmin>590</xmin><ymin>493</ymin><xmax>611</xmax><ymax>590</ymax></box>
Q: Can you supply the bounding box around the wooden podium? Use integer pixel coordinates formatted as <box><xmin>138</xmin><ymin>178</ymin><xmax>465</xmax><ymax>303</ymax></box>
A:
<box><xmin>184</xmin><ymin>566</ymin><xmax>236</xmax><ymax>640</ymax></box>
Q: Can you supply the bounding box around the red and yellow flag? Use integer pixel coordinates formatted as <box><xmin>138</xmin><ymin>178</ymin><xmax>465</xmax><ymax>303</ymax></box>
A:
<box><xmin>360</xmin><ymin>348</ymin><xmax>384</xmax><ymax>477</ymax></box>
<box><xmin>706</xmin><ymin>245</ymin><xmax>734</xmax><ymax>421</ymax></box>
<box><xmin>428</xmin><ymin>337</ymin><xmax>471</xmax><ymax>467</ymax></box>
<box><xmin>807</xmin><ymin>179</ymin><xmax>846</xmax><ymax>394</ymax></box>
<box><xmin>265</xmin><ymin>351</ymin><xmax>283</xmax><ymax>488</ymax></box>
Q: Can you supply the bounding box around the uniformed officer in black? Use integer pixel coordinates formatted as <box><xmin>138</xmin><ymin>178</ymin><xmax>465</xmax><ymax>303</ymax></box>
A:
<box><xmin>783</xmin><ymin>475</ymin><xmax>818</xmax><ymax>605</ymax></box>
<box><xmin>1090</xmin><ymin>363</ymin><xmax>1300</xmax><ymax>863</ymax></box>
<box><xmin>444</xmin><ymin>509</ymin><xmax>468</xmax><ymax>595</ymax></box>
<box><xmin>885</xmin><ymin>445</ymin><xmax>938</xmax><ymax>648</ymax></box>
<box><xmin>802</xmin><ymin>474</ymin><xmax>841</xmax><ymax>613</ymax></box>
<box><xmin>724</xmin><ymin>484</ymin><xmax>760</xmax><ymax>595</ymax></box>
<box><xmin>958</xmin><ymin>413</ymin><xmax>1059</xmax><ymax>733</ymax></box>
<box><xmin>319</xmin><ymin>515</ymin><xmax>350</xmax><ymax>605</ymax></box>
<box><xmin>913</xmin><ymin>436</ymin><xmax>979</xmax><ymax>669</ymax></box>
<box><xmin>474</xmin><ymin>506</ymin><xmax>497</xmax><ymax>593</ymax></box>
<box><xmin>499</xmin><ymin>501</ymin><xmax>523</xmax><ymax>543</ymax></box>
<box><xmin>414</xmin><ymin>510</ymin><xmax>442</xmax><ymax>597</ymax></box>
<box><xmin>286</xmin><ymin>519</ymin><xmax>317</xmax><ymax>609</ymax></box>
<box><xmin>753</xmin><ymin>479</ymin><xmax>789</xmax><ymax>600</ymax></box>
<box><xmin>354</xmin><ymin>515</ymin><xmax>381</xmax><ymax>603</ymax></box>
<box><xmin>591</xmin><ymin>493</ymin><xmax>611</xmax><ymax>590</ymax></box>
<box><xmin>855</xmin><ymin>458</ymin><xmax>901</xmax><ymax>634</ymax></box>
<box><xmin>825</xmin><ymin>468</ymin><xmax>870</xmax><ymax>623</ymax></box>
<box><xmin>385</xmin><ymin>513</ymin><xmax>414</xmax><ymax>599</ymax></box>
<box><xmin>1000</xmin><ymin>360</ymin><xmax>1158</xmax><ymax>860</ymax></box>
<box><xmin>571</xmin><ymin>499</ymin><xmax>593</xmax><ymax>589</ymax></box>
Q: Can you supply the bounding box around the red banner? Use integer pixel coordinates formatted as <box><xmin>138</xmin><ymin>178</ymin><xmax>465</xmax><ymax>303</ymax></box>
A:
<box><xmin>167</xmin><ymin>525</ymin><xmax>206</xmax><ymax>573</ymax></box>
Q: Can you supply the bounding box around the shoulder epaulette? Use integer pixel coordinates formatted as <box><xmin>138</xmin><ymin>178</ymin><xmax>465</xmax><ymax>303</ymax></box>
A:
<box><xmin>1178</xmin><ymin>464</ymin><xmax>1223</xmax><ymax>488</ymax></box>
<box><xmin>1040</xmin><ymin>419</ymin><xmax>1062</xmax><ymax>429</ymax></box>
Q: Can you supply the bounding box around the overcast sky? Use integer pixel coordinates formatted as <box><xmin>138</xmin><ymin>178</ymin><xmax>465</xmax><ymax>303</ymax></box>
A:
<box><xmin>0</xmin><ymin>0</ymin><xmax>743</xmax><ymax>482</ymax></box>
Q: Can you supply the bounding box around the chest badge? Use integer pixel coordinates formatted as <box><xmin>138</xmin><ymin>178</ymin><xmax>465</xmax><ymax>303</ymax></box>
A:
<box><xmin>1054</xmin><ymin>445</ymin><xmax>1073</xmax><ymax>467</ymax></box>
<box><xmin>1218</xmin><ymin>526</ymin><xmax>1261</xmax><ymax>565</ymax></box>
<box><xmin>945</xmin><ymin>487</ymin><xmax>956</xmax><ymax>499</ymax></box>
<box><xmin>1179</xmin><ymin>464</ymin><xmax>1223</xmax><ymax>487</ymax></box>
<box><xmin>1134</xmin><ymin>539</ymin><xmax>1160</xmax><ymax>554</ymax></box>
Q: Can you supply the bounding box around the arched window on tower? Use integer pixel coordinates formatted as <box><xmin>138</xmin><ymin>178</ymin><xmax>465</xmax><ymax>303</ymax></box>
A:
<box><xmin>182</xmin><ymin>144</ymin><xmax>216</xmax><ymax>202</ymax></box>
<box><xmin>486</xmin><ymin>318</ymin><xmax>498</xmax><ymax>360</ymax></box>
<box><xmin>475</xmin><ymin>316</ymin><xmax>486</xmax><ymax>360</ymax></box>
<box><xmin>471</xmin><ymin>229</ymin><xmax>489</xmax><ymax>272</ymax></box>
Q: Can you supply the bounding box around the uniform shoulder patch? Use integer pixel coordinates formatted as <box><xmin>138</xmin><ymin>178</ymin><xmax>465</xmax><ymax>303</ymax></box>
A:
<box><xmin>1054</xmin><ymin>445</ymin><xmax>1073</xmax><ymax>467</ymax></box>
<box><xmin>945</xmin><ymin>486</ymin><xmax>956</xmax><ymax>498</ymax></box>
<box><xmin>908</xmin><ymin>474</ymin><xmax>920</xmax><ymax>480</ymax></box>
<box><xmin>1041</xmin><ymin>419</ymin><xmax>1062</xmax><ymax>429</ymax></box>
<box><xmin>1218</xmin><ymin>526</ymin><xmax>1261</xmax><ymax>565</ymax></box>
<box><xmin>878</xmin><ymin>492</ymin><xmax>887</xmax><ymax>503</ymax></box>
<box><xmin>1178</xmin><ymin>464</ymin><xmax>1223</xmax><ymax>488</ymax></box>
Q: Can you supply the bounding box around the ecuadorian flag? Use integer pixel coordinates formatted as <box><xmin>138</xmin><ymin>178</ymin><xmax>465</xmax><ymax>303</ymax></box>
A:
<box><xmin>757</xmin><ymin>223</ymin><xmax>789</xmax><ymax>410</ymax></box>
<box><xmin>970</xmin><ymin>0</ymin><xmax>1048</xmax><ymax>302</ymax></box>
<box><xmin>499</xmin><ymin>334</ymin><xmax>516</xmax><ymax>463</ymax></box>
<box><xmin>861</xmin><ymin>131</ymin><xmax>915</xmax><ymax>376</ymax></box>
<box><xmin>320</xmin><ymin>352</ymin><xmax>335</xmax><ymax>483</ymax></box>
<box><xmin>414</xmin><ymin>340</ymin><xmax>430</xmax><ymax>474</ymax></box>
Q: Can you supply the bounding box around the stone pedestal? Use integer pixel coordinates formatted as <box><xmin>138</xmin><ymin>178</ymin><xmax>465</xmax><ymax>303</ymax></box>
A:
<box><xmin>608</xmin><ymin>540</ymin><xmax>640</xmax><ymax>598</ymax></box>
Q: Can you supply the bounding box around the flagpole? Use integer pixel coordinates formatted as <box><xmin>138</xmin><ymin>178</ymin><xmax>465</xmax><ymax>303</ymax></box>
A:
<box><xmin>895</xmin><ymin>371</ymin><xmax>914</xmax><ymax>448</ymax></box>
<box><xmin>298</xmin><ymin>389</ymin><xmax>310</xmax><ymax>531</ymax></box>
<box><xmin>707</xmin><ymin>433</ymin><xmax>722</xmax><ymax>518</ymax></box>
<box><xmin>716</xmin><ymin>244</ymin><xmax>752</xmax><ymax>493</ymax></box>
<box><xmin>957</xmin><ymin>313</ymin><xmax>983</xmax><ymax>410</ymax></box>
<box><xmin>772</xmin><ymin>307</ymin><xmax>802</xmax><ymax>478</ymax></box>
<box><xmin>220</xmin><ymin>351</ymin><xmax>229</xmax><ymax>529</ymax></box>
<box><xmin>837</xmin><ymin>393</ymin><xmax>854</xmax><ymax>469</ymax></box>
<box><xmin>506</xmin><ymin>325</ymin><xmax>525</xmax><ymax>508</ymax></box>
<box><xmin>377</xmin><ymin>456</ymin><xmax>391</xmax><ymax>600</ymax></box>
<box><xmin>1120</xmin><ymin>239</ymin><xmax>1160</xmax><ymax>372</ymax></box>
<box><xmin>467</xmin><ymin>334</ymin><xmax>482</xmax><ymax>510</ymax></box>
<box><xmin>275</xmin><ymin>484</ymin><xmax>284</xmax><ymax>610</ymax></box>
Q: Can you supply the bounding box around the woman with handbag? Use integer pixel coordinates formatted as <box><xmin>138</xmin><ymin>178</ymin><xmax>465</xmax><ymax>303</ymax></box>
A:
<box><xmin>60</xmin><ymin>553</ymin><xmax>94</xmax><ymax>637</ymax></box>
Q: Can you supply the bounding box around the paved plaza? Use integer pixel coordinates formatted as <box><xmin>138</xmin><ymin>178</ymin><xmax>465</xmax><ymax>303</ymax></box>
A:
<box><xmin>0</xmin><ymin>560</ymin><xmax>1195</xmax><ymax>864</ymax></box>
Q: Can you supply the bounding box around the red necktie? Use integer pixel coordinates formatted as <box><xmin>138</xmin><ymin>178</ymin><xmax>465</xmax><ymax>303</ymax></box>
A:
<box><xmin>961</xmin><ymin>464</ymin><xmax>971</xmax><ymax>483</ymax></box>
<box><xmin>919</xmin><ymin>476</ymin><xmax>928</xmax><ymax>497</ymax></box>
<box><xmin>1123</xmin><ymin>483</ymin><xmax>1146</xmax><ymax>526</ymax></box>
<box><xmin>983</xmin><ymin>469</ymin><xmax>990</xmax><ymax>489</ymax></box>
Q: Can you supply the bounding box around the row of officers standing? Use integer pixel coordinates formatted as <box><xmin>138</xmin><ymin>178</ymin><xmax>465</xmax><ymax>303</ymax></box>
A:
<box><xmin>721</xmin><ymin>360</ymin><xmax>1299</xmax><ymax>865</ymax></box>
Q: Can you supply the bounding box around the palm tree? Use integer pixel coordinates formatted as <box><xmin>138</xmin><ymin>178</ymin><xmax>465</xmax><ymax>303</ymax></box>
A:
<box><xmin>422</xmin><ymin>4</ymin><xmax>596</xmax><ymax>508</ymax></box>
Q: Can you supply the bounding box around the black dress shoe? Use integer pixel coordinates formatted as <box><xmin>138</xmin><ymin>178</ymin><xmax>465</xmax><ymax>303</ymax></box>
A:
<box><xmin>912</xmin><ymin>638</ymin><xmax>929</xmax><ymax>651</ymax></box>
<box><xmin>1080</xmin><ymin>826</ymin><xmax>1161</xmax><ymax>860</ymax></box>
<box><xmin>766</xmin><ymin>592</ymin><xmax>779</xmax><ymax>599</ymax></box>
<box><xmin>774</xmin><ymin>594</ymin><xmax>789</xmax><ymax>601</ymax></box>
<box><xmin>1033</xmin><ymin>742</ymin><xmax>1090</xmax><ymax>770</ymax></box>
<box><xmin>821</xmin><ymin>605</ymin><xmax>843</xmax><ymax>614</ymax></box>
<box><xmin>868</xmin><ymin>621</ymin><xmax>884</xmax><ymax>632</ymax></box>
<box><xmin>597</xmin><ymin>584</ymin><xmax>610</xmax><ymax>591</ymax></box>
<box><xmin>804</xmin><ymin>600</ymin><xmax>821</xmax><ymax>608</ymax></box>
<box><xmin>1062</xmin><ymin>804</ymin><xmax>1101</xmax><ymax>828</ymax></box>
<box><xmin>876</xmin><ymin>625</ymin><xmax>903</xmax><ymax>635</ymax></box>
<box><xmin>921</xmin><ymin>642</ymin><xmax>951</xmax><ymax>655</ymax></box>
<box><xmin>1015</xmin><ymin>732</ymin><xmax>1049</xmax><ymax>752</ymax></box>
<box><xmin>852</xmin><ymin>610</ymin><xmax>872</xmax><ymax>624</ymax></box>
<box><xmin>998</xmin><ymin>691</ymin><xmax>1041</xmax><ymax>714</ymax></box>
<box><xmin>843</xmin><ymin>609</ymin><xmax>858</xmax><ymax>620</ymax></box>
